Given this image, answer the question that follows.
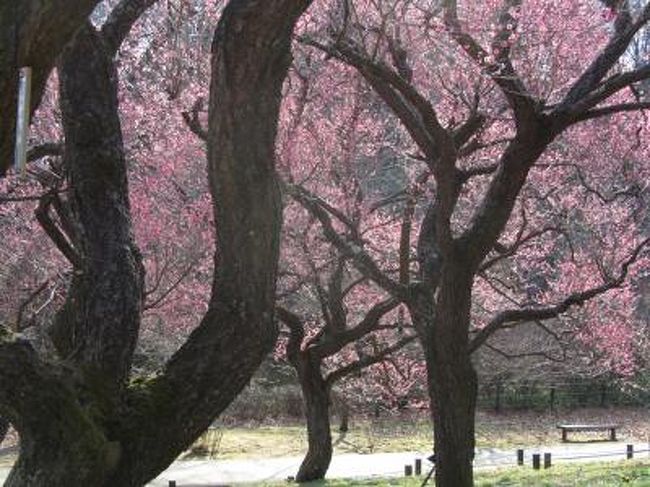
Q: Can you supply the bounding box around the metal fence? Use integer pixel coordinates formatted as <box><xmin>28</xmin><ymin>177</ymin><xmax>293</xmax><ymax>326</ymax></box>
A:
<box><xmin>477</xmin><ymin>380</ymin><xmax>650</xmax><ymax>411</ymax></box>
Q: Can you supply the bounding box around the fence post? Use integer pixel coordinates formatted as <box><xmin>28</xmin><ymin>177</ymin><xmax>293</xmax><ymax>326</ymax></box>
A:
<box><xmin>405</xmin><ymin>464</ymin><xmax>413</xmax><ymax>476</ymax></box>
<box><xmin>627</xmin><ymin>444</ymin><xmax>634</xmax><ymax>459</ymax></box>
<box><xmin>517</xmin><ymin>449</ymin><xmax>524</xmax><ymax>466</ymax></box>
<box><xmin>495</xmin><ymin>382</ymin><xmax>502</xmax><ymax>412</ymax></box>
<box><xmin>549</xmin><ymin>387</ymin><xmax>556</xmax><ymax>412</ymax></box>
<box><xmin>169</xmin><ymin>482</ymin><xmax>176</xmax><ymax>487</ymax></box>
<box><xmin>544</xmin><ymin>452</ymin><xmax>551</xmax><ymax>469</ymax></box>
<box><xmin>532</xmin><ymin>453</ymin><xmax>541</xmax><ymax>470</ymax></box>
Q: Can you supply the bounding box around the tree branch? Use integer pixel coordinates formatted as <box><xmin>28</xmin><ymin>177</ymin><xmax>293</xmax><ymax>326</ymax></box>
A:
<box><xmin>101</xmin><ymin>0</ymin><xmax>160</xmax><ymax>57</ymax></box>
<box><xmin>556</xmin><ymin>1</ymin><xmax>649</xmax><ymax>113</ymax></box>
<box><xmin>312</xmin><ymin>297</ymin><xmax>401</xmax><ymax>359</ymax></box>
<box><xmin>286</xmin><ymin>183</ymin><xmax>406</xmax><ymax>298</ymax></box>
<box><xmin>443</xmin><ymin>0</ymin><xmax>538</xmax><ymax>127</ymax></box>
<box><xmin>470</xmin><ymin>237</ymin><xmax>649</xmax><ymax>352</ymax></box>
<box><xmin>571</xmin><ymin>100</ymin><xmax>650</xmax><ymax>122</ymax></box>
<box><xmin>325</xmin><ymin>334</ymin><xmax>416</xmax><ymax>386</ymax></box>
<box><xmin>181</xmin><ymin>97</ymin><xmax>208</xmax><ymax>141</ymax></box>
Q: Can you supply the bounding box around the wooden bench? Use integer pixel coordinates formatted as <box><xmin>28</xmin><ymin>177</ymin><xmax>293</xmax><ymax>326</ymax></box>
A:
<box><xmin>557</xmin><ymin>424</ymin><xmax>619</xmax><ymax>442</ymax></box>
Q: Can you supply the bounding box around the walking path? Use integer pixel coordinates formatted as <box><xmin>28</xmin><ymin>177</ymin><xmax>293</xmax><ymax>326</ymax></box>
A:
<box><xmin>0</xmin><ymin>441</ymin><xmax>648</xmax><ymax>485</ymax></box>
<box><xmin>147</xmin><ymin>441</ymin><xmax>650</xmax><ymax>485</ymax></box>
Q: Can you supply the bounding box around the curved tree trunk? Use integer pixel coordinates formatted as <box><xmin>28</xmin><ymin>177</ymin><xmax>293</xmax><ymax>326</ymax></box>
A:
<box><xmin>54</xmin><ymin>20</ymin><xmax>145</xmax><ymax>391</ymax></box>
<box><xmin>296</xmin><ymin>355</ymin><xmax>333</xmax><ymax>483</ymax></box>
<box><xmin>2</xmin><ymin>19</ymin><xmax>143</xmax><ymax>487</ymax></box>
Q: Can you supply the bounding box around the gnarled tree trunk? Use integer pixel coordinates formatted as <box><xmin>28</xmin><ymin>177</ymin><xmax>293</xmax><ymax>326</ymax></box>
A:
<box><xmin>295</xmin><ymin>355</ymin><xmax>332</xmax><ymax>483</ymax></box>
<box><xmin>0</xmin><ymin>1</ymin><xmax>311</xmax><ymax>485</ymax></box>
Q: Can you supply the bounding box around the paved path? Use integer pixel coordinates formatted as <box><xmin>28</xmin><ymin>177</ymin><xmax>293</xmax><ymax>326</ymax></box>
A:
<box><xmin>1</xmin><ymin>441</ymin><xmax>648</xmax><ymax>485</ymax></box>
<box><xmin>147</xmin><ymin>441</ymin><xmax>650</xmax><ymax>485</ymax></box>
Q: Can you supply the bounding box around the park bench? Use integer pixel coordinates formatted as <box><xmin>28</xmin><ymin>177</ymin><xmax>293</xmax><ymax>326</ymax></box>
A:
<box><xmin>557</xmin><ymin>424</ymin><xmax>619</xmax><ymax>442</ymax></box>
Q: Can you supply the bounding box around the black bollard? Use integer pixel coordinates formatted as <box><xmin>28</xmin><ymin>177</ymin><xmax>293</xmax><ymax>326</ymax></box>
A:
<box><xmin>532</xmin><ymin>453</ymin><xmax>541</xmax><ymax>470</ymax></box>
<box><xmin>517</xmin><ymin>449</ymin><xmax>524</xmax><ymax>466</ymax></box>
<box><xmin>544</xmin><ymin>452</ymin><xmax>551</xmax><ymax>469</ymax></box>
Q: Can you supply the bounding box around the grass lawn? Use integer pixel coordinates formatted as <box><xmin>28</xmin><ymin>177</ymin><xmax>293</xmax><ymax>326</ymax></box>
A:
<box><xmin>249</xmin><ymin>460</ymin><xmax>650</xmax><ymax>486</ymax></box>
<box><xmin>186</xmin><ymin>407</ymin><xmax>650</xmax><ymax>459</ymax></box>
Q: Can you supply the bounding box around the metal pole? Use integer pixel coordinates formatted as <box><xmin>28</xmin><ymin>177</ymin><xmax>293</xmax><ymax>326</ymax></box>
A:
<box><xmin>14</xmin><ymin>67</ymin><xmax>32</xmax><ymax>174</ymax></box>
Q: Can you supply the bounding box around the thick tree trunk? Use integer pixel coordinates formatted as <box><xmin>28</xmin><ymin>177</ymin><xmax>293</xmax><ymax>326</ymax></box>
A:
<box><xmin>296</xmin><ymin>355</ymin><xmax>333</xmax><ymax>483</ymax></box>
<box><xmin>0</xmin><ymin>338</ymin><xmax>118</xmax><ymax>487</ymax></box>
<box><xmin>54</xmin><ymin>21</ymin><xmax>144</xmax><ymax>390</ymax></box>
<box><xmin>1</xmin><ymin>19</ymin><xmax>144</xmax><ymax>487</ymax></box>
<box><xmin>429</xmin><ymin>265</ymin><xmax>477</xmax><ymax>487</ymax></box>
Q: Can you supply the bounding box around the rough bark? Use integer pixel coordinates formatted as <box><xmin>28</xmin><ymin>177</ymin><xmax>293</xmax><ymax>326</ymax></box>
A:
<box><xmin>295</xmin><ymin>355</ymin><xmax>333</xmax><ymax>483</ymax></box>
<box><xmin>408</xmin><ymin>260</ymin><xmax>477</xmax><ymax>487</ymax></box>
<box><xmin>0</xmin><ymin>12</ymin><xmax>147</xmax><ymax>487</ymax></box>
<box><xmin>53</xmin><ymin>22</ymin><xmax>144</xmax><ymax>390</ymax></box>
<box><xmin>0</xmin><ymin>333</ymin><xmax>118</xmax><ymax>487</ymax></box>
<box><xmin>429</xmin><ymin>265</ymin><xmax>477</xmax><ymax>487</ymax></box>
<box><xmin>0</xmin><ymin>0</ymin><xmax>101</xmax><ymax>176</ymax></box>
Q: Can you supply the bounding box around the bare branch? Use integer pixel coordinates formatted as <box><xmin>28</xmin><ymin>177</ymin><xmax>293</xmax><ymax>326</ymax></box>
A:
<box><xmin>101</xmin><ymin>0</ymin><xmax>160</xmax><ymax>56</ymax></box>
<box><xmin>15</xmin><ymin>280</ymin><xmax>50</xmax><ymax>332</ymax></box>
<box><xmin>276</xmin><ymin>306</ymin><xmax>305</xmax><ymax>366</ymax></box>
<box><xmin>483</xmin><ymin>342</ymin><xmax>565</xmax><ymax>363</ymax></box>
<box><xmin>470</xmin><ymin>237</ymin><xmax>649</xmax><ymax>352</ymax></box>
<box><xmin>479</xmin><ymin>226</ymin><xmax>562</xmax><ymax>272</ymax></box>
<box><xmin>34</xmin><ymin>195</ymin><xmax>81</xmax><ymax>268</ymax></box>
<box><xmin>556</xmin><ymin>1</ymin><xmax>649</xmax><ymax>112</ymax></box>
<box><xmin>443</xmin><ymin>0</ymin><xmax>538</xmax><ymax>127</ymax></box>
<box><xmin>300</xmin><ymin>36</ymin><xmax>450</xmax><ymax>163</ymax></box>
<box><xmin>285</xmin><ymin>183</ymin><xmax>406</xmax><ymax>298</ymax></box>
<box><xmin>325</xmin><ymin>334</ymin><xmax>417</xmax><ymax>386</ymax></box>
<box><xmin>27</xmin><ymin>143</ymin><xmax>63</xmax><ymax>163</ymax></box>
<box><xmin>312</xmin><ymin>297</ymin><xmax>401</xmax><ymax>359</ymax></box>
<box><xmin>571</xmin><ymin>100</ymin><xmax>650</xmax><ymax>122</ymax></box>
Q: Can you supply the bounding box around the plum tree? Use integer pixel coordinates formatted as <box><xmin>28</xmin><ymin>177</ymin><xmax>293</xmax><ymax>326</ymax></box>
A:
<box><xmin>0</xmin><ymin>0</ymin><xmax>311</xmax><ymax>485</ymax></box>
<box><xmin>294</xmin><ymin>1</ymin><xmax>650</xmax><ymax>485</ymax></box>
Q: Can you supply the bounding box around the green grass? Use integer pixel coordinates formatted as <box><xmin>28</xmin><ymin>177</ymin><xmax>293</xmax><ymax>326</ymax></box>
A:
<box><xmin>475</xmin><ymin>460</ymin><xmax>650</xmax><ymax>486</ymax></box>
<box><xmin>247</xmin><ymin>460</ymin><xmax>650</xmax><ymax>486</ymax></box>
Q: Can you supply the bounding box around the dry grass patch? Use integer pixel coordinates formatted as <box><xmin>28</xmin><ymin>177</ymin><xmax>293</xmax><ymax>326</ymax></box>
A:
<box><xmin>187</xmin><ymin>407</ymin><xmax>650</xmax><ymax>459</ymax></box>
